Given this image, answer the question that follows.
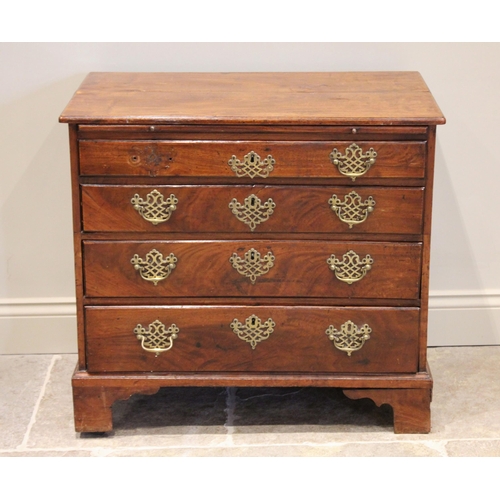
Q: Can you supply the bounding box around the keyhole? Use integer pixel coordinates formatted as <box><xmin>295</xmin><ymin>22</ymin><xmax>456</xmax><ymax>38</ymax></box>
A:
<box><xmin>250</xmin><ymin>196</ymin><xmax>255</xmax><ymax>207</ymax></box>
<box><xmin>250</xmin><ymin>251</ymin><xmax>255</xmax><ymax>260</ymax></box>
<box><xmin>251</xmin><ymin>317</ymin><xmax>256</xmax><ymax>326</ymax></box>
<box><xmin>250</xmin><ymin>153</ymin><xmax>255</xmax><ymax>163</ymax></box>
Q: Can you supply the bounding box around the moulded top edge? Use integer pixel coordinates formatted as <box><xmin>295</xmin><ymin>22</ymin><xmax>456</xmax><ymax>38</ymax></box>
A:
<box><xmin>59</xmin><ymin>72</ymin><xmax>446</xmax><ymax>125</ymax></box>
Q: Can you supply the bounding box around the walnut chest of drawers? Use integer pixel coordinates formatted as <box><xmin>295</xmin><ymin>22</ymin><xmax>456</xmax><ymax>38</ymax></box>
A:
<box><xmin>60</xmin><ymin>72</ymin><xmax>445</xmax><ymax>434</ymax></box>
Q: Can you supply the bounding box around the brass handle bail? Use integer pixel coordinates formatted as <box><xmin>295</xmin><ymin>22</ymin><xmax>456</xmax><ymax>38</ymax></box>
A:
<box><xmin>327</xmin><ymin>250</ymin><xmax>373</xmax><ymax>284</ymax></box>
<box><xmin>131</xmin><ymin>190</ymin><xmax>178</xmax><ymax>225</ymax></box>
<box><xmin>131</xmin><ymin>249</ymin><xmax>177</xmax><ymax>285</ymax></box>
<box><xmin>329</xmin><ymin>143</ymin><xmax>377</xmax><ymax>181</ymax></box>
<box><xmin>329</xmin><ymin>191</ymin><xmax>375</xmax><ymax>228</ymax></box>
<box><xmin>326</xmin><ymin>321</ymin><xmax>371</xmax><ymax>356</ymax></box>
<box><xmin>134</xmin><ymin>320</ymin><xmax>179</xmax><ymax>357</ymax></box>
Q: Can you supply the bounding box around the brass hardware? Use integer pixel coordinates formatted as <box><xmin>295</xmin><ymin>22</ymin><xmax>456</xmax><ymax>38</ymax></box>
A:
<box><xmin>228</xmin><ymin>151</ymin><xmax>275</xmax><ymax>178</ymax></box>
<box><xmin>229</xmin><ymin>248</ymin><xmax>275</xmax><ymax>284</ymax></box>
<box><xmin>230</xmin><ymin>314</ymin><xmax>275</xmax><ymax>349</ymax></box>
<box><xmin>131</xmin><ymin>249</ymin><xmax>177</xmax><ymax>285</ymax></box>
<box><xmin>229</xmin><ymin>194</ymin><xmax>276</xmax><ymax>231</ymax></box>
<box><xmin>327</xmin><ymin>250</ymin><xmax>374</xmax><ymax>284</ymax></box>
<box><xmin>134</xmin><ymin>319</ymin><xmax>179</xmax><ymax>357</ymax></box>
<box><xmin>326</xmin><ymin>321</ymin><xmax>371</xmax><ymax>356</ymax></box>
<box><xmin>329</xmin><ymin>143</ymin><xmax>377</xmax><ymax>181</ymax></box>
<box><xmin>131</xmin><ymin>190</ymin><xmax>178</xmax><ymax>225</ymax></box>
<box><xmin>328</xmin><ymin>191</ymin><xmax>376</xmax><ymax>228</ymax></box>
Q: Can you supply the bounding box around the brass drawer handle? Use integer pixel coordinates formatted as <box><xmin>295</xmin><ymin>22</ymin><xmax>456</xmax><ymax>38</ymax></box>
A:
<box><xmin>329</xmin><ymin>143</ymin><xmax>377</xmax><ymax>181</ymax></box>
<box><xmin>326</xmin><ymin>320</ymin><xmax>371</xmax><ymax>356</ymax></box>
<box><xmin>131</xmin><ymin>249</ymin><xmax>177</xmax><ymax>286</ymax></box>
<box><xmin>229</xmin><ymin>194</ymin><xmax>276</xmax><ymax>231</ymax></box>
<box><xmin>134</xmin><ymin>319</ymin><xmax>179</xmax><ymax>357</ymax></box>
<box><xmin>131</xmin><ymin>190</ymin><xmax>178</xmax><ymax>225</ymax></box>
<box><xmin>231</xmin><ymin>314</ymin><xmax>275</xmax><ymax>349</ymax></box>
<box><xmin>229</xmin><ymin>248</ymin><xmax>275</xmax><ymax>284</ymax></box>
<box><xmin>228</xmin><ymin>151</ymin><xmax>275</xmax><ymax>178</ymax></box>
<box><xmin>327</xmin><ymin>250</ymin><xmax>373</xmax><ymax>284</ymax></box>
<box><xmin>329</xmin><ymin>191</ymin><xmax>375</xmax><ymax>228</ymax></box>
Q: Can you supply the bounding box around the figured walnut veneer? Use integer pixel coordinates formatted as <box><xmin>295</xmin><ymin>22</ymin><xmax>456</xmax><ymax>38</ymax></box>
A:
<box><xmin>60</xmin><ymin>72</ymin><xmax>444</xmax><ymax>434</ymax></box>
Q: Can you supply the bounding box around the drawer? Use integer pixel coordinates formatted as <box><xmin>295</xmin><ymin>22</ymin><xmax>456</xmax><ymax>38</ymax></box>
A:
<box><xmin>82</xmin><ymin>185</ymin><xmax>424</xmax><ymax>235</ymax></box>
<box><xmin>79</xmin><ymin>140</ymin><xmax>426</xmax><ymax>179</ymax></box>
<box><xmin>83</xmin><ymin>241</ymin><xmax>422</xmax><ymax>299</ymax></box>
<box><xmin>85</xmin><ymin>306</ymin><xmax>420</xmax><ymax>373</ymax></box>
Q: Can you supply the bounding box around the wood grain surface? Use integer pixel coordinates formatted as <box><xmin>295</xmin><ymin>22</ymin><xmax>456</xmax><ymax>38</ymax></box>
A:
<box><xmin>59</xmin><ymin>72</ymin><xmax>445</xmax><ymax>125</ymax></box>
<box><xmin>81</xmin><ymin>184</ymin><xmax>425</xmax><ymax>235</ymax></box>
<box><xmin>79</xmin><ymin>140</ymin><xmax>426</xmax><ymax>178</ymax></box>
<box><xmin>83</xmin><ymin>240</ymin><xmax>422</xmax><ymax>299</ymax></box>
<box><xmin>62</xmin><ymin>71</ymin><xmax>444</xmax><ymax>433</ymax></box>
<box><xmin>85</xmin><ymin>306</ymin><xmax>420</xmax><ymax>374</ymax></box>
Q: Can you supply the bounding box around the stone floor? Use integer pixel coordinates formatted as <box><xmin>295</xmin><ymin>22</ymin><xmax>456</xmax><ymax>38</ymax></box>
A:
<box><xmin>1</xmin><ymin>346</ymin><xmax>499</xmax><ymax>457</ymax></box>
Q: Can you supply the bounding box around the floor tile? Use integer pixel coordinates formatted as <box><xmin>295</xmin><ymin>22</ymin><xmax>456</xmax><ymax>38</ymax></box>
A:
<box><xmin>446</xmin><ymin>439</ymin><xmax>500</xmax><ymax>457</ymax></box>
<box><xmin>0</xmin><ymin>449</ymin><xmax>92</xmax><ymax>457</ymax></box>
<box><xmin>427</xmin><ymin>346</ymin><xmax>500</xmax><ymax>439</ymax></box>
<box><xmin>27</xmin><ymin>355</ymin><xmax>228</xmax><ymax>450</ymax></box>
<box><xmin>106</xmin><ymin>441</ymin><xmax>442</xmax><ymax>457</ymax></box>
<box><xmin>7</xmin><ymin>346</ymin><xmax>500</xmax><ymax>456</ymax></box>
<box><xmin>0</xmin><ymin>355</ymin><xmax>53</xmax><ymax>449</ymax></box>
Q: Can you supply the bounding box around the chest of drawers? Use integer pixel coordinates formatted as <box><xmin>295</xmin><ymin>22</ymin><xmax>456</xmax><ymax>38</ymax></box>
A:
<box><xmin>60</xmin><ymin>72</ymin><xmax>445</xmax><ymax>434</ymax></box>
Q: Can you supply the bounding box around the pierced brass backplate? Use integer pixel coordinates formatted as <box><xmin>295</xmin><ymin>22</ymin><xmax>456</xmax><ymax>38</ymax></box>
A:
<box><xmin>134</xmin><ymin>319</ymin><xmax>179</xmax><ymax>357</ymax></box>
<box><xmin>327</xmin><ymin>250</ymin><xmax>374</xmax><ymax>284</ymax></box>
<box><xmin>229</xmin><ymin>248</ymin><xmax>275</xmax><ymax>284</ymax></box>
<box><xmin>131</xmin><ymin>249</ymin><xmax>177</xmax><ymax>285</ymax></box>
<box><xmin>329</xmin><ymin>143</ymin><xmax>377</xmax><ymax>181</ymax></box>
<box><xmin>328</xmin><ymin>191</ymin><xmax>376</xmax><ymax>228</ymax></box>
<box><xmin>325</xmin><ymin>320</ymin><xmax>371</xmax><ymax>356</ymax></box>
<box><xmin>228</xmin><ymin>151</ymin><xmax>275</xmax><ymax>178</ymax></box>
<box><xmin>131</xmin><ymin>190</ymin><xmax>178</xmax><ymax>225</ymax></box>
<box><xmin>229</xmin><ymin>194</ymin><xmax>276</xmax><ymax>231</ymax></box>
<box><xmin>230</xmin><ymin>314</ymin><xmax>275</xmax><ymax>349</ymax></box>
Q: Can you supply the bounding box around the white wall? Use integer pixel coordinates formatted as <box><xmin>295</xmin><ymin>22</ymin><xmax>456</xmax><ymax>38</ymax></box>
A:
<box><xmin>1</xmin><ymin>42</ymin><xmax>499</xmax><ymax>353</ymax></box>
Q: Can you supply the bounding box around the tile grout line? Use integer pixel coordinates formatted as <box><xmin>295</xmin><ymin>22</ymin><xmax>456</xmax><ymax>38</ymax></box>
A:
<box><xmin>421</xmin><ymin>439</ymin><xmax>449</xmax><ymax>457</ymax></box>
<box><xmin>3</xmin><ymin>437</ymin><xmax>499</xmax><ymax>455</ymax></box>
<box><xmin>17</xmin><ymin>355</ymin><xmax>61</xmax><ymax>451</ymax></box>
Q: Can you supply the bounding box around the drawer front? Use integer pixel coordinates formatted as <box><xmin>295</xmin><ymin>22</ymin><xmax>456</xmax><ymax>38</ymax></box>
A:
<box><xmin>79</xmin><ymin>140</ymin><xmax>426</xmax><ymax>179</ymax></box>
<box><xmin>83</xmin><ymin>241</ymin><xmax>422</xmax><ymax>299</ymax></box>
<box><xmin>85</xmin><ymin>306</ymin><xmax>420</xmax><ymax>373</ymax></box>
<box><xmin>82</xmin><ymin>185</ymin><xmax>425</xmax><ymax>235</ymax></box>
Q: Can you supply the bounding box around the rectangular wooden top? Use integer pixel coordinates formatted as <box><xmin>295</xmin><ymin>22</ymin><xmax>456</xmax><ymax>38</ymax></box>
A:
<box><xmin>59</xmin><ymin>72</ymin><xmax>445</xmax><ymax>126</ymax></box>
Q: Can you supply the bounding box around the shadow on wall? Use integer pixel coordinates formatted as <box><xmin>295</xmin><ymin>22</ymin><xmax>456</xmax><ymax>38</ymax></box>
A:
<box><xmin>428</xmin><ymin>141</ymin><xmax>500</xmax><ymax>346</ymax></box>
